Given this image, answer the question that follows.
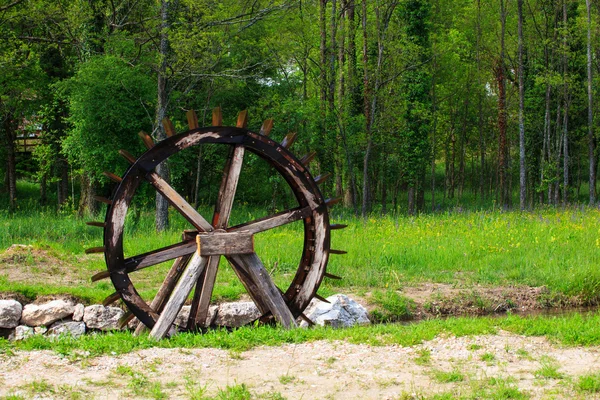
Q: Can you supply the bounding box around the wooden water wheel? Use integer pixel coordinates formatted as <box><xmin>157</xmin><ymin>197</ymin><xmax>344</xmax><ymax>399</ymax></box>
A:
<box><xmin>86</xmin><ymin>108</ymin><xmax>346</xmax><ymax>339</ymax></box>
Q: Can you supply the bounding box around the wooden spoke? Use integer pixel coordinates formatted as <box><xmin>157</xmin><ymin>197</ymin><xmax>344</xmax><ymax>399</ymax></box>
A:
<box><xmin>138</xmin><ymin>131</ymin><xmax>155</xmax><ymax>149</ymax></box>
<box><xmin>189</xmin><ymin>141</ymin><xmax>245</xmax><ymax>327</ymax></box>
<box><xmin>186</xmin><ymin>110</ymin><xmax>199</xmax><ymax>129</ymax></box>
<box><xmin>134</xmin><ymin>253</ymin><xmax>192</xmax><ymax>335</ymax></box>
<box><xmin>162</xmin><ymin>118</ymin><xmax>176</xmax><ymax>137</ymax></box>
<box><xmin>123</xmin><ymin>239</ymin><xmax>197</xmax><ymax>273</ymax></box>
<box><xmin>236</xmin><ymin>110</ymin><xmax>248</xmax><ymax>128</ymax></box>
<box><xmin>330</xmin><ymin>224</ymin><xmax>348</xmax><ymax>230</ymax></box>
<box><xmin>119</xmin><ymin>149</ymin><xmax>137</xmax><ymax>164</ymax></box>
<box><xmin>228</xmin><ymin>206</ymin><xmax>312</xmax><ymax>234</ymax></box>
<box><xmin>146</xmin><ymin>172</ymin><xmax>213</xmax><ymax>232</ymax></box>
<box><xmin>329</xmin><ymin>249</ymin><xmax>347</xmax><ymax>255</ymax></box>
<box><xmin>314</xmin><ymin>172</ymin><xmax>331</xmax><ymax>185</ymax></box>
<box><xmin>85</xmin><ymin>246</ymin><xmax>105</xmax><ymax>254</ymax></box>
<box><xmin>86</xmin><ymin>221</ymin><xmax>105</xmax><ymax>228</ymax></box>
<box><xmin>103</xmin><ymin>292</ymin><xmax>121</xmax><ymax>306</ymax></box>
<box><xmin>314</xmin><ymin>293</ymin><xmax>330</xmax><ymax>303</ymax></box>
<box><xmin>150</xmin><ymin>252</ymin><xmax>209</xmax><ymax>340</ymax></box>
<box><xmin>229</xmin><ymin>253</ymin><xmax>297</xmax><ymax>328</ymax></box>
<box><xmin>93</xmin><ymin>196</ymin><xmax>112</xmax><ymax>205</ymax></box>
<box><xmin>325</xmin><ymin>197</ymin><xmax>342</xmax><ymax>207</ymax></box>
<box><xmin>212</xmin><ymin>107</ymin><xmax>222</xmax><ymax>126</ymax></box>
<box><xmin>259</xmin><ymin>119</ymin><xmax>273</xmax><ymax>136</ymax></box>
<box><xmin>103</xmin><ymin>171</ymin><xmax>122</xmax><ymax>183</ymax></box>
<box><xmin>300</xmin><ymin>151</ymin><xmax>317</xmax><ymax>166</ymax></box>
<box><xmin>281</xmin><ymin>132</ymin><xmax>297</xmax><ymax>149</ymax></box>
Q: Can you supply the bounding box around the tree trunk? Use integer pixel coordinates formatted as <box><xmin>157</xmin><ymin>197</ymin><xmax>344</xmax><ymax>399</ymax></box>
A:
<box><xmin>518</xmin><ymin>0</ymin><xmax>526</xmax><ymax>210</ymax></box>
<box><xmin>562</xmin><ymin>0</ymin><xmax>569</xmax><ymax>206</ymax></box>
<box><xmin>586</xmin><ymin>0</ymin><xmax>596</xmax><ymax>204</ymax></box>
<box><xmin>497</xmin><ymin>0</ymin><xmax>509</xmax><ymax>210</ymax></box>
<box><xmin>155</xmin><ymin>0</ymin><xmax>171</xmax><ymax>232</ymax></box>
<box><xmin>3</xmin><ymin>113</ymin><xmax>17</xmax><ymax>211</ymax></box>
<box><xmin>361</xmin><ymin>0</ymin><xmax>371</xmax><ymax>217</ymax></box>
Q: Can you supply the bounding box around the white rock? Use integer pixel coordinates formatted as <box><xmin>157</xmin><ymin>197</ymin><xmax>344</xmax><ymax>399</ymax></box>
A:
<box><xmin>174</xmin><ymin>305</ymin><xmax>218</xmax><ymax>329</ymax></box>
<box><xmin>0</xmin><ymin>300</ymin><xmax>23</xmax><ymax>328</ymax></box>
<box><xmin>10</xmin><ymin>325</ymin><xmax>33</xmax><ymax>341</ymax></box>
<box><xmin>20</xmin><ymin>300</ymin><xmax>75</xmax><ymax>327</ymax></box>
<box><xmin>72</xmin><ymin>304</ymin><xmax>85</xmax><ymax>321</ymax></box>
<box><xmin>214</xmin><ymin>302</ymin><xmax>261</xmax><ymax>327</ymax></box>
<box><xmin>300</xmin><ymin>294</ymin><xmax>370</xmax><ymax>328</ymax></box>
<box><xmin>83</xmin><ymin>305</ymin><xmax>124</xmax><ymax>330</ymax></box>
<box><xmin>34</xmin><ymin>326</ymin><xmax>47</xmax><ymax>335</ymax></box>
<box><xmin>48</xmin><ymin>321</ymin><xmax>86</xmax><ymax>338</ymax></box>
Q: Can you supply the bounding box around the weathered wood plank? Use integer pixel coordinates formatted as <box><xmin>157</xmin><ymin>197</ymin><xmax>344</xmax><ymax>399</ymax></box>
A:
<box><xmin>313</xmin><ymin>293</ymin><xmax>330</xmax><ymax>303</ymax></box>
<box><xmin>103</xmin><ymin>171</ymin><xmax>122</xmax><ymax>183</ymax></box>
<box><xmin>325</xmin><ymin>197</ymin><xmax>342</xmax><ymax>207</ymax></box>
<box><xmin>146</xmin><ymin>172</ymin><xmax>213</xmax><ymax>232</ymax></box>
<box><xmin>228</xmin><ymin>206</ymin><xmax>312</xmax><ymax>234</ymax></box>
<box><xmin>134</xmin><ymin>253</ymin><xmax>191</xmax><ymax>335</ymax></box>
<box><xmin>259</xmin><ymin>119</ymin><xmax>273</xmax><ymax>136</ymax></box>
<box><xmin>86</xmin><ymin>221</ymin><xmax>105</xmax><ymax>228</ymax></box>
<box><xmin>212</xmin><ymin>107</ymin><xmax>222</xmax><ymax>126</ymax></box>
<box><xmin>149</xmin><ymin>252</ymin><xmax>208</xmax><ymax>340</ymax></box>
<box><xmin>197</xmin><ymin>232</ymin><xmax>254</xmax><ymax>256</ymax></box>
<box><xmin>162</xmin><ymin>118</ymin><xmax>176</xmax><ymax>137</ymax></box>
<box><xmin>85</xmin><ymin>246</ymin><xmax>105</xmax><ymax>254</ymax></box>
<box><xmin>314</xmin><ymin>173</ymin><xmax>331</xmax><ymax>185</ymax></box>
<box><xmin>236</xmin><ymin>110</ymin><xmax>248</xmax><ymax>128</ymax></box>
<box><xmin>300</xmin><ymin>151</ymin><xmax>317</xmax><ymax>166</ymax></box>
<box><xmin>324</xmin><ymin>272</ymin><xmax>342</xmax><ymax>280</ymax></box>
<box><xmin>189</xmin><ymin>255</ymin><xmax>220</xmax><ymax>328</ymax></box>
<box><xmin>119</xmin><ymin>149</ymin><xmax>137</xmax><ymax>164</ymax></box>
<box><xmin>102</xmin><ymin>292</ymin><xmax>121</xmax><ymax>306</ymax></box>
<box><xmin>229</xmin><ymin>253</ymin><xmax>297</xmax><ymax>329</ymax></box>
<box><xmin>281</xmin><ymin>132</ymin><xmax>297</xmax><ymax>149</ymax></box>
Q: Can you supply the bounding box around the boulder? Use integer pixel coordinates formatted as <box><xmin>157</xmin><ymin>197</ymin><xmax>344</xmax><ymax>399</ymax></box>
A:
<box><xmin>20</xmin><ymin>300</ymin><xmax>75</xmax><ymax>327</ymax></box>
<box><xmin>300</xmin><ymin>294</ymin><xmax>370</xmax><ymax>328</ymax></box>
<box><xmin>72</xmin><ymin>304</ymin><xmax>85</xmax><ymax>322</ymax></box>
<box><xmin>174</xmin><ymin>305</ymin><xmax>218</xmax><ymax>329</ymax></box>
<box><xmin>83</xmin><ymin>305</ymin><xmax>124</xmax><ymax>330</ymax></box>
<box><xmin>48</xmin><ymin>321</ymin><xmax>86</xmax><ymax>338</ymax></box>
<box><xmin>0</xmin><ymin>300</ymin><xmax>23</xmax><ymax>328</ymax></box>
<box><xmin>214</xmin><ymin>302</ymin><xmax>261</xmax><ymax>327</ymax></box>
<box><xmin>10</xmin><ymin>325</ymin><xmax>33</xmax><ymax>341</ymax></box>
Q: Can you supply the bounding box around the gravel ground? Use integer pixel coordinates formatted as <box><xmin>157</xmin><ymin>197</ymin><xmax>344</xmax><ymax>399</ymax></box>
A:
<box><xmin>2</xmin><ymin>330</ymin><xmax>600</xmax><ymax>399</ymax></box>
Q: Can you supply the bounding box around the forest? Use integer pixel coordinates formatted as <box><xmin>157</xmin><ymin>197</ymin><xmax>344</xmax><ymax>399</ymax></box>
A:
<box><xmin>1</xmin><ymin>0</ymin><xmax>599</xmax><ymax>226</ymax></box>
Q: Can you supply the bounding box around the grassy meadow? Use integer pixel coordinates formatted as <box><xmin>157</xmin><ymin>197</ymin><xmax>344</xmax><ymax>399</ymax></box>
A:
<box><xmin>2</xmin><ymin>181</ymin><xmax>600</xmax><ymax>308</ymax></box>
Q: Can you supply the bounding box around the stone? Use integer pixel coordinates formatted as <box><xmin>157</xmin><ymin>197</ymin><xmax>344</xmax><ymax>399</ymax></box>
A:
<box><xmin>34</xmin><ymin>326</ymin><xmax>48</xmax><ymax>335</ymax></box>
<box><xmin>48</xmin><ymin>321</ymin><xmax>86</xmax><ymax>338</ymax></box>
<box><xmin>214</xmin><ymin>302</ymin><xmax>261</xmax><ymax>327</ymax></box>
<box><xmin>83</xmin><ymin>305</ymin><xmax>125</xmax><ymax>330</ymax></box>
<box><xmin>20</xmin><ymin>299</ymin><xmax>75</xmax><ymax>327</ymax></box>
<box><xmin>10</xmin><ymin>325</ymin><xmax>33</xmax><ymax>341</ymax></box>
<box><xmin>72</xmin><ymin>304</ymin><xmax>85</xmax><ymax>322</ymax></box>
<box><xmin>174</xmin><ymin>305</ymin><xmax>218</xmax><ymax>329</ymax></box>
<box><xmin>0</xmin><ymin>300</ymin><xmax>23</xmax><ymax>328</ymax></box>
<box><xmin>300</xmin><ymin>294</ymin><xmax>370</xmax><ymax>328</ymax></box>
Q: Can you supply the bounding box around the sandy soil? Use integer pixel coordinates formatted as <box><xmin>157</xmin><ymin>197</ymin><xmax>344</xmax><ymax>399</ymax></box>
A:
<box><xmin>2</xmin><ymin>331</ymin><xmax>599</xmax><ymax>399</ymax></box>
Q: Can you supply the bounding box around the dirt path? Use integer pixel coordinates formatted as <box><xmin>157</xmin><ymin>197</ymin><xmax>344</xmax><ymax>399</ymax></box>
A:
<box><xmin>2</xmin><ymin>331</ymin><xmax>599</xmax><ymax>399</ymax></box>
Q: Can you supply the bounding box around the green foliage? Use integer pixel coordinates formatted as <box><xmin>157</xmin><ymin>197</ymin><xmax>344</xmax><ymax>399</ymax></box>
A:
<box><xmin>577</xmin><ymin>372</ymin><xmax>600</xmax><ymax>393</ymax></box>
<box><xmin>370</xmin><ymin>289</ymin><xmax>415</xmax><ymax>322</ymax></box>
<box><xmin>60</xmin><ymin>55</ymin><xmax>155</xmax><ymax>183</ymax></box>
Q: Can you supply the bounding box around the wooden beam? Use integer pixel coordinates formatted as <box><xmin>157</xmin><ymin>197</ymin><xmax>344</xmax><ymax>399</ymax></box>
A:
<box><xmin>281</xmin><ymin>132</ymin><xmax>297</xmax><ymax>149</ymax></box>
<box><xmin>150</xmin><ymin>252</ymin><xmax>209</xmax><ymax>340</ymax></box>
<box><xmin>212</xmin><ymin>107</ymin><xmax>222</xmax><ymax>126</ymax></box>
<box><xmin>259</xmin><ymin>119</ymin><xmax>273</xmax><ymax>136</ymax></box>
<box><xmin>162</xmin><ymin>118</ymin><xmax>176</xmax><ymax>137</ymax></box>
<box><xmin>138</xmin><ymin>131</ymin><xmax>155</xmax><ymax>149</ymax></box>
<box><xmin>119</xmin><ymin>149</ymin><xmax>137</xmax><ymax>164</ymax></box>
<box><xmin>228</xmin><ymin>206</ymin><xmax>312</xmax><ymax>234</ymax></box>
<box><xmin>196</xmin><ymin>232</ymin><xmax>254</xmax><ymax>256</ymax></box>
<box><xmin>236</xmin><ymin>110</ymin><xmax>248</xmax><ymax>128</ymax></box>
<box><xmin>186</xmin><ymin>110</ymin><xmax>199</xmax><ymax>129</ymax></box>
<box><xmin>103</xmin><ymin>171</ymin><xmax>122</xmax><ymax>183</ymax></box>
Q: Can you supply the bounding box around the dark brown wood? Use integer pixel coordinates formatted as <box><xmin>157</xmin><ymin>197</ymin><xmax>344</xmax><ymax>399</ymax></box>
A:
<box><xmin>135</xmin><ymin>253</ymin><xmax>191</xmax><ymax>335</ymax></box>
<box><xmin>230</xmin><ymin>253</ymin><xmax>297</xmax><ymax>328</ymax></box>
<box><xmin>146</xmin><ymin>172</ymin><xmax>213</xmax><ymax>232</ymax></box>
<box><xmin>281</xmin><ymin>132</ymin><xmax>297</xmax><ymax>149</ymax></box>
<box><xmin>212</xmin><ymin>107</ymin><xmax>222</xmax><ymax>126</ymax></box>
<box><xmin>314</xmin><ymin>293</ymin><xmax>330</xmax><ymax>303</ymax></box>
<box><xmin>325</xmin><ymin>197</ymin><xmax>342</xmax><ymax>207</ymax></box>
<box><xmin>85</xmin><ymin>246</ymin><xmax>105</xmax><ymax>254</ymax></box>
<box><xmin>117</xmin><ymin>311</ymin><xmax>134</xmax><ymax>329</ymax></box>
<box><xmin>103</xmin><ymin>292</ymin><xmax>121</xmax><ymax>306</ymax></box>
<box><xmin>162</xmin><ymin>118</ymin><xmax>176</xmax><ymax>137</ymax></box>
<box><xmin>93</xmin><ymin>196</ymin><xmax>112</xmax><ymax>205</ymax></box>
<box><xmin>86</xmin><ymin>221</ymin><xmax>105</xmax><ymax>228</ymax></box>
<box><xmin>150</xmin><ymin>253</ymin><xmax>208</xmax><ymax>339</ymax></box>
<box><xmin>138</xmin><ymin>131</ymin><xmax>155</xmax><ymax>149</ymax></box>
<box><xmin>186</xmin><ymin>110</ymin><xmax>199</xmax><ymax>129</ymax></box>
<box><xmin>330</xmin><ymin>224</ymin><xmax>348</xmax><ymax>230</ymax></box>
<box><xmin>197</xmin><ymin>232</ymin><xmax>254</xmax><ymax>256</ymax></box>
<box><xmin>300</xmin><ymin>151</ymin><xmax>317</xmax><ymax>166</ymax></box>
<box><xmin>324</xmin><ymin>272</ymin><xmax>342</xmax><ymax>280</ymax></box>
<box><xmin>260</xmin><ymin>119</ymin><xmax>273</xmax><ymax>136</ymax></box>
<box><xmin>329</xmin><ymin>249</ymin><xmax>347</xmax><ymax>255</ymax></box>
<box><xmin>236</xmin><ymin>110</ymin><xmax>248</xmax><ymax>128</ymax></box>
<box><xmin>299</xmin><ymin>312</ymin><xmax>315</xmax><ymax>326</ymax></box>
<box><xmin>314</xmin><ymin>173</ymin><xmax>331</xmax><ymax>185</ymax></box>
<box><xmin>119</xmin><ymin>149</ymin><xmax>137</xmax><ymax>164</ymax></box>
<box><xmin>228</xmin><ymin>206</ymin><xmax>312</xmax><ymax>234</ymax></box>
<box><xmin>103</xmin><ymin>171</ymin><xmax>122</xmax><ymax>183</ymax></box>
<box><xmin>91</xmin><ymin>270</ymin><xmax>110</xmax><ymax>282</ymax></box>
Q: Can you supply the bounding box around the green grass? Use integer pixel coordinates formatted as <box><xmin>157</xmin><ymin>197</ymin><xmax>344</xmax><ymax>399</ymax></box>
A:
<box><xmin>433</xmin><ymin>369</ymin><xmax>465</xmax><ymax>383</ymax></box>
<box><xmin>2</xmin><ymin>311</ymin><xmax>600</xmax><ymax>356</ymax></box>
<box><xmin>577</xmin><ymin>372</ymin><xmax>600</xmax><ymax>393</ymax></box>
